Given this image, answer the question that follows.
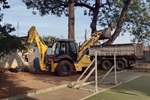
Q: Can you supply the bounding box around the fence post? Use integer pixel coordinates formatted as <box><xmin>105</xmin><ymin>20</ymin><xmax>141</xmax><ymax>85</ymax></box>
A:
<box><xmin>114</xmin><ymin>53</ymin><xmax>117</xmax><ymax>84</ymax></box>
<box><xmin>95</xmin><ymin>51</ymin><xmax>98</xmax><ymax>92</ymax></box>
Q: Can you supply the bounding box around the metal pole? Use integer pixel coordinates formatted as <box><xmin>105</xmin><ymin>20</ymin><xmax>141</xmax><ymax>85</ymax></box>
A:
<box><xmin>148</xmin><ymin>36</ymin><xmax>150</xmax><ymax>61</ymax></box>
<box><xmin>95</xmin><ymin>51</ymin><xmax>98</xmax><ymax>92</ymax></box>
<box><xmin>114</xmin><ymin>53</ymin><xmax>117</xmax><ymax>84</ymax></box>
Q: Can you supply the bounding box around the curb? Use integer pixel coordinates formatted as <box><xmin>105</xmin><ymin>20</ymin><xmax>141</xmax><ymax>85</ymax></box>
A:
<box><xmin>2</xmin><ymin>83</ymin><xmax>72</xmax><ymax>100</ymax></box>
<box><xmin>1</xmin><ymin>70</ymin><xmax>128</xmax><ymax>100</ymax></box>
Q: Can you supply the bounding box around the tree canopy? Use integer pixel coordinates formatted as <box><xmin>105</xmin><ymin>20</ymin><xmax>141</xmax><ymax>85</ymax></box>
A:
<box><xmin>23</xmin><ymin>0</ymin><xmax>111</xmax><ymax>33</ymax></box>
<box><xmin>0</xmin><ymin>0</ymin><xmax>25</xmax><ymax>57</ymax></box>
<box><xmin>99</xmin><ymin>0</ymin><xmax>150</xmax><ymax>44</ymax></box>
<box><xmin>23</xmin><ymin>0</ymin><xmax>150</xmax><ymax>45</ymax></box>
<box><xmin>42</xmin><ymin>35</ymin><xmax>57</xmax><ymax>47</ymax></box>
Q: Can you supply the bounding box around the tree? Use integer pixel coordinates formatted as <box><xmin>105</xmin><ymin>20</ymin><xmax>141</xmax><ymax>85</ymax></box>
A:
<box><xmin>99</xmin><ymin>0</ymin><xmax>150</xmax><ymax>44</ymax></box>
<box><xmin>129</xmin><ymin>1</ymin><xmax>150</xmax><ymax>45</ymax></box>
<box><xmin>23</xmin><ymin>0</ymin><xmax>150</xmax><ymax>44</ymax></box>
<box><xmin>68</xmin><ymin>0</ymin><xmax>74</xmax><ymax>39</ymax></box>
<box><xmin>22</xmin><ymin>0</ymin><xmax>110</xmax><ymax>37</ymax></box>
<box><xmin>0</xmin><ymin>0</ymin><xmax>25</xmax><ymax>58</ymax></box>
<box><xmin>42</xmin><ymin>35</ymin><xmax>57</xmax><ymax>47</ymax></box>
<box><xmin>23</xmin><ymin>0</ymin><xmax>76</xmax><ymax>39</ymax></box>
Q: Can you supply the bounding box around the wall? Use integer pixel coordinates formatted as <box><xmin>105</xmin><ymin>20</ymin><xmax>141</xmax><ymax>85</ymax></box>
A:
<box><xmin>0</xmin><ymin>50</ymin><xmax>34</xmax><ymax>71</ymax></box>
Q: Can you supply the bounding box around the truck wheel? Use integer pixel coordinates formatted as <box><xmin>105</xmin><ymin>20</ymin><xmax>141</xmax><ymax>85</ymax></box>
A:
<box><xmin>101</xmin><ymin>60</ymin><xmax>112</xmax><ymax>70</ymax></box>
<box><xmin>116</xmin><ymin>60</ymin><xmax>125</xmax><ymax>71</ymax></box>
<box><xmin>56</xmin><ymin>60</ymin><xmax>73</xmax><ymax>76</ymax></box>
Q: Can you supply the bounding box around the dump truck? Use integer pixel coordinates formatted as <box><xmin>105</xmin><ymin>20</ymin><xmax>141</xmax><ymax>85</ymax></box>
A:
<box><xmin>89</xmin><ymin>43</ymin><xmax>144</xmax><ymax>70</ymax></box>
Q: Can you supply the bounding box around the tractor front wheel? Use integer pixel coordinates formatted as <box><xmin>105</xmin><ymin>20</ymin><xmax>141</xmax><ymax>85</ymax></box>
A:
<box><xmin>56</xmin><ymin>60</ymin><xmax>73</xmax><ymax>76</ymax></box>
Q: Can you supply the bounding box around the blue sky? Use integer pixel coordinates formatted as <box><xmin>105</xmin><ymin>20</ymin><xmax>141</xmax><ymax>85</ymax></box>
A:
<box><xmin>1</xmin><ymin>0</ymin><xmax>132</xmax><ymax>44</ymax></box>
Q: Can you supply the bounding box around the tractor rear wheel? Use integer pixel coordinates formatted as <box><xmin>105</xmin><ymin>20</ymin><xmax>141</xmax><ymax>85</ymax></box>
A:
<box><xmin>56</xmin><ymin>60</ymin><xmax>73</xmax><ymax>76</ymax></box>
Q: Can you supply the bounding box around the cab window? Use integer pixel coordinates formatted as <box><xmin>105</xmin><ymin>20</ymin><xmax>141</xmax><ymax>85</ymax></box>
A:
<box><xmin>69</xmin><ymin>42</ymin><xmax>77</xmax><ymax>53</ymax></box>
<box><xmin>55</xmin><ymin>42</ymin><xmax>61</xmax><ymax>55</ymax></box>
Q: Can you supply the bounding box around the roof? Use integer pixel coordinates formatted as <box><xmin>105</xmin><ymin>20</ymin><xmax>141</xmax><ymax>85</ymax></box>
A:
<box><xmin>55</xmin><ymin>39</ymin><xmax>75</xmax><ymax>42</ymax></box>
<box><xmin>19</xmin><ymin>36</ymin><xmax>27</xmax><ymax>41</ymax></box>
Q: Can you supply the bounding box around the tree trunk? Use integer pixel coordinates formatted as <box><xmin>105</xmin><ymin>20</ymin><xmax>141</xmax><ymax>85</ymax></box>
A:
<box><xmin>105</xmin><ymin>0</ymin><xmax>131</xmax><ymax>44</ymax></box>
<box><xmin>68</xmin><ymin>0</ymin><xmax>75</xmax><ymax>40</ymax></box>
<box><xmin>90</xmin><ymin>0</ymin><xmax>100</xmax><ymax>34</ymax></box>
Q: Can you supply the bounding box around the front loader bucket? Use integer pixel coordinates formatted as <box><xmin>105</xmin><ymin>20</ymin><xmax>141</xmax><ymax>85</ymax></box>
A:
<box><xmin>25</xmin><ymin>51</ymin><xmax>36</xmax><ymax>62</ymax></box>
<box><xmin>98</xmin><ymin>27</ymin><xmax>111</xmax><ymax>40</ymax></box>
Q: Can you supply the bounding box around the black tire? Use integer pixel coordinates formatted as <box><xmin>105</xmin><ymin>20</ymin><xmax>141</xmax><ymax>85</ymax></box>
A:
<box><xmin>56</xmin><ymin>60</ymin><xmax>73</xmax><ymax>76</ymax></box>
<box><xmin>101</xmin><ymin>60</ymin><xmax>112</xmax><ymax>70</ymax></box>
<box><xmin>116</xmin><ymin>60</ymin><xmax>125</xmax><ymax>71</ymax></box>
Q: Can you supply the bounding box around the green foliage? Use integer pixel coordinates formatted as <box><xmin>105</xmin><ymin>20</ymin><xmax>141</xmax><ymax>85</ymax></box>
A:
<box><xmin>98</xmin><ymin>0</ymin><xmax>150</xmax><ymax>45</ymax></box>
<box><xmin>22</xmin><ymin>0</ymin><xmax>110</xmax><ymax>33</ymax></box>
<box><xmin>0</xmin><ymin>0</ymin><xmax>10</xmax><ymax>21</ymax></box>
<box><xmin>42</xmin><ymin>35</ymin><xmax>57</xmax><ymax>47</ymax></box>
<box><xmin>23</xmin><ymin>0</ymin><xmax>70</xmax><ymax>16</ymax></box>
<box><xmin>0</xmin><ymin>25</ymin><xmax>25</xmax><ymax>57</ymax></box>
<box><xmin>22</xmin><ymin>0</ymin><xmax>97</xmax><ymax>17</ymax></box>
<box><xmin>129</xmin><ymin>1</ymin><xmax>150</xmax><ymax>45</ymax></box>
<box><xmin>0</xmin><ymin>0</ymin><xmax>25</xmax><ymax>58</ymax></box>
<box><xmin>23</xmin><ymin>0</ymin><xmax>150</xmax><ymax>45</ymax></box>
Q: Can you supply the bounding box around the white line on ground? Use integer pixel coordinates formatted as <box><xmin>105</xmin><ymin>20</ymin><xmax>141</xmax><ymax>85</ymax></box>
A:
<box><xmin>80</xmin><ymin>74</ymin><xmax>143</xmax><ymax>100</ymax></box>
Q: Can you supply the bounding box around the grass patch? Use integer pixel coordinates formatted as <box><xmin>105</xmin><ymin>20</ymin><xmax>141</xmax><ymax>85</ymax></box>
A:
<box><xmin>86</xmin><ymin>75</ymin><xmax>150</xmax><ymax>100</ymax></box>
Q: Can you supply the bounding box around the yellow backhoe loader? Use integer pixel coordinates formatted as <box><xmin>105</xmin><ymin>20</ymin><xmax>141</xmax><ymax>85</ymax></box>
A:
<box><xmin>23</xmin><ymin>26</ymin><xmax>111</xmax><ymax>76</ymax></box>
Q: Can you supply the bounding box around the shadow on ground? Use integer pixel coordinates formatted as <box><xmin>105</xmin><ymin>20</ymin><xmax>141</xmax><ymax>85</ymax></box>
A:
<box><xmin>0</xmin><ymin>72</ymin><xmax>33</xmax><ymax>99</ymax></box>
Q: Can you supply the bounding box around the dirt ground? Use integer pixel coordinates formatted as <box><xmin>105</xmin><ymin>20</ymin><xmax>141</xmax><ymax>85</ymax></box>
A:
<box><xmin>0</xmin><ymin>67</ymin><xmax>150</xmax><ymax>99</ymax></box>
<box><xmin>0</xmin><ymin>71</ymin><xmax>81</xmax><ymax>99</ymax></box>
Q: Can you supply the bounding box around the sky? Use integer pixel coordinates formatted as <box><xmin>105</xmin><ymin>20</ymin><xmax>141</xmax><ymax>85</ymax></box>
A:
<box><xmin>1</xmin><ymin>0</ymin><xmax>133</xmax><ymax>44</ymax></box>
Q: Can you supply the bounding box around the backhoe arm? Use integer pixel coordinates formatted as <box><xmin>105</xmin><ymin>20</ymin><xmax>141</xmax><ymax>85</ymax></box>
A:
<box><xmin>26</xmin><ymin>26</ymin><xmax>48</xmax><ymax>71</ymax></box>
<box><xmin>77</xmin><ymin>32</ymin><xmax>100</xmax><ymax>60</ymax></box>
<box><xmin>77</xmin><ymin>27</ymin><xmax>111</xmax><ymax>60</ymax></box>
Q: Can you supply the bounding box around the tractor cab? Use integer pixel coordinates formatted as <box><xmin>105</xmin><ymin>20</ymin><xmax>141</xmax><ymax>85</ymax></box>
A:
<box><xmin>51</xmin><ymin>39</ymin><xmax>77</xmax><ymax>61</ymax></box>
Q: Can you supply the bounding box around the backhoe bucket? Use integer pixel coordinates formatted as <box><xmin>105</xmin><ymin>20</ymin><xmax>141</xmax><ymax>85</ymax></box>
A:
<box><xmin>98</xmin><ymin>27</ymin><xmax>111</xmax><ymax>40</ymax></box>
<box><xmin>25</xmin><ymin>51</ymin><xmax>36</xmax><ymax>62</ymax></box>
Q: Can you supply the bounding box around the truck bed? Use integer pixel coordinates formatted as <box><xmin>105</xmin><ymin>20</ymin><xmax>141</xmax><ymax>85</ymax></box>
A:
<box><xmin>89</xmin><ymin>44</ymin><xmax>143</xmax><ymax>57</ymax></box>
